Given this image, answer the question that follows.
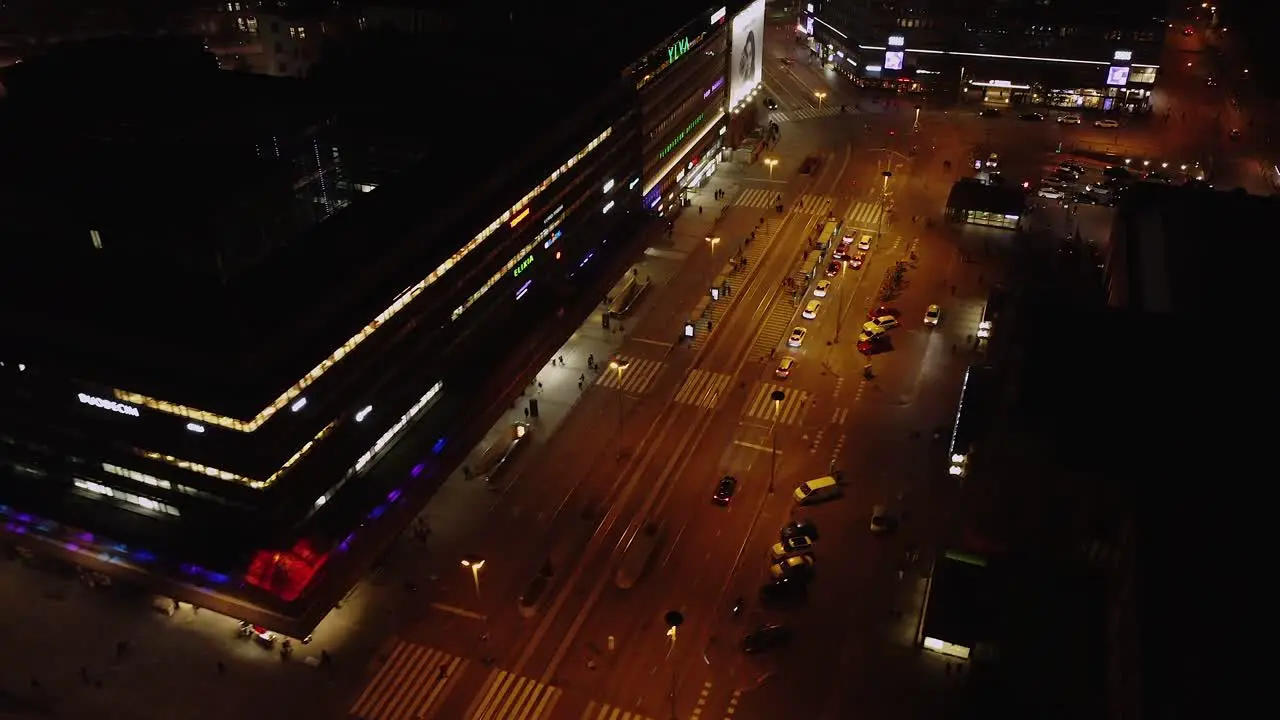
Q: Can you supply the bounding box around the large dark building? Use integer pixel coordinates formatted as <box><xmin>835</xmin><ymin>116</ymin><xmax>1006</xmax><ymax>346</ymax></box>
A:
<box><xmin>0</xmin><ymin>2</ymin><xmax>747</xmax><ymax>634</ymax></box>
<box><xmin>800</xmin><ymin>0</ymin><xmax>1166</xmax><ymax>112</ymax></box>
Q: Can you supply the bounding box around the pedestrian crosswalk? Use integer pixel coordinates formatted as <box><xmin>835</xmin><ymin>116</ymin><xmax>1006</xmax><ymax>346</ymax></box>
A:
<box><xmin>349</xmin><ymin>641</ymin><xmax>468</xmax><ymax>720</ymax></box>
<box><xmin>731</xmin><ymin>189</ymin><xmax>833</xmax><ymax>216</ymax></box>
<box><xmin>794</xmin><ymin>193</ymin><xmax>834</xmax><ymax>216</ymax></box>
<box><xmin>845</xmin><ymin>200</ymin><xmax>883</xmax><ymax>228</ymax></box>
<box><xmin>733</xmin><ymin>187</ymin><xmax>782</xmax><ymax>209</ymax></box>
<box><xmin>769</xmin><ymin>105</ymin><xmax>844</xmax><ymax>124</ymax></box>
<box><xmin>465</xmin><ymin>668</ymin><xmax>563</xmax><ymax>720</ymax></box>
<box><xmin>674</xmin><ymin>368</ymin><xmax>734</xmax><ymax>409</ymax></box>
<box><xmin>744</xmin><ymin>383</ymin><xmax>811</xmax><ymax>426</ymax></box>
<box><xmin>580</xmin><ymin>701</ymin><xmax>657</xmax><ymax>720</ymax></box>
<box><xmin>749</xmin><ymin>296</ymin><xmax>802</xmax><ymax>358</ymax></box>
<box><xmin>594</xmin><ymin>356</ymin><xmax>664</xmax><ymax>395</ymax></box>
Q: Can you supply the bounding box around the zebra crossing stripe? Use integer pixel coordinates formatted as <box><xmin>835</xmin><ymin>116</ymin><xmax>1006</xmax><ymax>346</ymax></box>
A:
<box><xmin>468</xmin><ymin>669</ymin><xmax>562</xmax><ymax>720</ymax></box>
<box><xmin>595</xmin><ymin>356</ymin><xmax>664</xmax><ymax>394</ymax></box>
<box><xmin>674</xmin><ymin>369</ymin><xmax>733</xmax><ymax>409</ymax></box>
<box><xmin>733</xmin><ymin>187</ymin><xmax>778</xmax><ymax>208</ymax></box>
<box><xmin>845</xmin><ymin>201</ymin><xmax>882</xmax><ymax>226</ymax></box>
<box><xmin>582</xmin><ymin>700</ymin><xmax>657</xmax><ymax>719</ymax></box>
<box><xmin>349</xmin><ymin>641</ymin><xmax>467</xmax><ymax>720</ymax></box>
<box><xmin>745</xmin><ymin>384</ymin><xmax>810</xmax><ymax>425</ymax></box>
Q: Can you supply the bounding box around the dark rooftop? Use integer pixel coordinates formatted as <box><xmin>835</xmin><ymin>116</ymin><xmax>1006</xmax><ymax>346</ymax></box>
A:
<box><xmin>0</xmin><ymin>4</ymin><xmax>709</xmax><ymax>414</ymax></box>
<box><xmin>924</xmin><ymin>550</ymin><xmax>994</xmax><ymax>650</ymax></box>
<box><xmin>1107</xmin><ymin>181</ymin><xmax>1278</xmax><ymax>317</ymax></box>
<box><xmin>946</xmin><ymin>177</ymin><xmax>1026</xmax><ymax>216</ymax></box>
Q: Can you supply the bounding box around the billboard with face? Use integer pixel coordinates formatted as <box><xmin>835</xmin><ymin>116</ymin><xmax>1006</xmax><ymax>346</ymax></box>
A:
<box><xmin>729</xmin><ymin>0</ymin><xmax>765</xmax><ymax>107</ymax></box>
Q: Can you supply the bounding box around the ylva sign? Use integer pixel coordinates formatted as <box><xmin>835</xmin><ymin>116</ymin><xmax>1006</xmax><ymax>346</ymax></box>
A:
<box><xmin>668</xmin><ymin>37</ymin><xmax>692</xmax><ymax>64</ymax></box>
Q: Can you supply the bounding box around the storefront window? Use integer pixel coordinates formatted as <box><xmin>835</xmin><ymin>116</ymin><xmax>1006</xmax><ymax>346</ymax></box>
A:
<box><xmin>964</xmin><ymin>211</ymin><xmax>1019</xmax><ymax>229</ymax></box>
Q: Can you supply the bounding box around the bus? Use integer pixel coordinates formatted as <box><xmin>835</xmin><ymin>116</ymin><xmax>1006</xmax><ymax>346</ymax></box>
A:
<box><xmin>948</xmin><ymin>365</ymin><xmax>997</xmax><ymax>477</ymax></box>
<box><xmin>608</xmin><ymin>273</ymin><xmax>648</xmax><ymax>317</ymax></box>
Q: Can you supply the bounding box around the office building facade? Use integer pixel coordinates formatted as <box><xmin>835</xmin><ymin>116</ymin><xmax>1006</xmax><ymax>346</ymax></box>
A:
<box><xmin>800</xmin><ymin>0</ymin><xmax>1165</xmax><ymax>112</ymax></box>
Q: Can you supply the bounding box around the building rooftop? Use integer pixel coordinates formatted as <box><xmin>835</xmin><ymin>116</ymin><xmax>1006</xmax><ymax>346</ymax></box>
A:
<box><xmin>0</xmin><ymin>5</ymin><xmax>704</xmax><ymax>416</ymax></box>
<box><xmin>924</xmin><ymin>550</ymin><xmax>994</xmax><ymax>650</ymax></box>
<box><xmin>946</xmin><ymin>178</ymin><xmax>1026</xmax><ymax>216</ymax></box>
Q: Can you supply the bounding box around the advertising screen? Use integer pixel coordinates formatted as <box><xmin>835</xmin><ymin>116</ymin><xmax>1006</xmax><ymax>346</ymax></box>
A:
<box><xmin>729</xmin><ymin>0</ymin><xmax>765</xmax><ymax>107</ymax></box>
<box><xmin>1106</xmin><ymin>65</ymin><xmax>1130</xmax><ymax>87</ymax></box>
<box><xmin>884</xmin><ymin>51</ymin><xmax>905</xmax><ymax>71</ymax></box>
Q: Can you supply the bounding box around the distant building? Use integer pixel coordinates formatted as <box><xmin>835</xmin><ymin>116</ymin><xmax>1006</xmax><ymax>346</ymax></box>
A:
<box><xmin>800</xmin><ymin>0</ymin><xmax>1165</xmax><ymax>112</ymax></box>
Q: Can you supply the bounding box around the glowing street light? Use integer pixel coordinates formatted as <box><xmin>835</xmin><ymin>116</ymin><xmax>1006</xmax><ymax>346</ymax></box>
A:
<box><xmin>460</xmin><ymin>556</ymin><xmax>485</xmax><ymax>600</ymax></box>
<box><xmin>815</xmin><ymin>91</ymin><xmax>828</xmax><ymax>109</ymax></box>
<box><xmin>608</xmin><ymin>358</ymin><xmax>630</xmax><ymax>458</ymax></box>
<box><xmin>764</xmin><ymin>156</ymin><xmax>779</xmax><ymax>179</ymax></box>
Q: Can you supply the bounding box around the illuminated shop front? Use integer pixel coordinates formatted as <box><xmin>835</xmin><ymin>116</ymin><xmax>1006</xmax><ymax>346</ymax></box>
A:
<box><xmin>945</xmin><ymin>178</ymin><xmax>1024</xmax><ymax>230</ymax></box>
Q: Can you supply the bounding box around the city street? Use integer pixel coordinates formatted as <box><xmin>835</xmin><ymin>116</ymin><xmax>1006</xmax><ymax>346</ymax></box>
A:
<box><xmin>1</xmin><ymin>12</ymin><xmax>1262</xmax><ymax>720</ymax></box>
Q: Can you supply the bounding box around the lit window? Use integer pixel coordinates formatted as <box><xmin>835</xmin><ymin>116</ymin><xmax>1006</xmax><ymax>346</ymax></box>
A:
<box><xmin>112</xmin><ymin>128</ymin><xmax>612</xmax><ymax>432</ymax></box>
<box><xmin>134</xmin><ymin>421</ymin><xmax>335</xmax><ymax>490</ymax></box>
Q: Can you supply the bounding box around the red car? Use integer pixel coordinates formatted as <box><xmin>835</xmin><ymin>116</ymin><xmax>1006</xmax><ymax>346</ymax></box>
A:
<box><xmin>849</xmin><ymin>251</ymin><xmax>866</xmax><ymax>269</ymax></box>
<box><xmin>867</xmin><ymin>305</ymin><xmax>900</xmax><ymax>320</ymax></box>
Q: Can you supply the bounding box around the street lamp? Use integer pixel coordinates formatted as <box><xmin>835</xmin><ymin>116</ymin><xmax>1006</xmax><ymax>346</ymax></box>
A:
<box><xmin>878</xmin><ymin>170</ymin><xmax>893</xmax><ymax>237</ymax></box>
<box><xmin>705</xmin><ymin>235</ymin><xmax>720</xmax><ymax>277</ymax></box>
<box><xmin>663</xmin><ymin>610</ymin><xmax>684</xmax><ymax>720</ymax></box>
<box><xmin>769</xmin><ymin>390</ymin><xmax>785</xmax><ymax>494</ymax></box>
<box><xmin>764</xmin><ymin>156</ymin><xmax>779</xmax><ymax>179</ymax></box>
<box><xmin>815</xmin><ymin>91</ymin><xmax>828</xmax><ymax>109</ymax></box>
<box><xmin>460</xmin><ymin>555</ymin><xmax>485</xmax><ymax>600</ymax></box>
<box><xmin>608</xmin><ymin>358</ymin><xmax>630</xmax><ymax>458</ymax></box>
<box><xmin>833</xmin><ymin>260</ymin><xmax>846</xmax><ymax>342</ymax></box>
<box><xmin>913</xmin><ymin>104</ymin><xmax>922</xmax><ymax>131</ymax></box>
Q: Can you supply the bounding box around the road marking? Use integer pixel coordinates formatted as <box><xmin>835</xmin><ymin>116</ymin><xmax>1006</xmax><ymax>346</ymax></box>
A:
<box><xmin>732</xmin><ymin>440</ymin><xmax>777</xmax><ymax>453</ymax></box>
<box><xmin>744</xmin><ymin>383</ymin><xmax>810</xmax><ymax>425</ymax></box>
<box><xmin>582</xmin><ymin>700</ymin><xmax>657</xmax><ymax>719</ymax></box>
<box><xmin>731</xmin><ymin>187</ymin><xmax>778</xmax><ymax>208</ymax></box>
<box><xmin>595</xmin><ymin>356</ymin><xmax>665</xmax><ymax>395</ymax></box>
<box><xmin>845</xmin><ymin>201</ymin><xmax>883</xmax><ymax>227</ymax></box>
<box><xmin>724</xmin><ymin>689</ymin><xmax>743</xmax><ymax>718</ymax></box>
<box><xmin>467</xmin><ymin>668</ymin><xmax>562</xmax><ymax>720</ymax></box>
<box><xmin>830</xmin><ymin>407</ymin><xmax>849</xmax><ymax>425</ymax></box>
<box><xmin>793</xmin><ymin>193</ymin><xmax>834</xmax><ymax>215</ymax></box>
<box><xmin>853</xmin><ymin>379</ymin><xmax>867</xmax><ymax>402</ymax></box>
<box><xmin>689</xmin><ymin>681</ymin><xmax>713</xmax><ymax>720</ymax></box>
<box><xmin>430</xmin><ymin>603</ymin><xmax>486</xmax><ymax>621</ymax></box>
<box><xmin>631</xmin><ymin>337</ymin><xmax>674</xmax><ymax>348</ymax></box>
<box><xmin>349</xmin><ymin>640</ymin><xmax>468</xmax><ymax>720</ymax></box>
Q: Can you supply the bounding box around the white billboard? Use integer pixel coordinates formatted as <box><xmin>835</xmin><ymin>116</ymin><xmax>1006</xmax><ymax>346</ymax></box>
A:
<box><xmin>729</xmin><ymin>0</ymin><xmax>765</xmax><ymax>108</ymax></box>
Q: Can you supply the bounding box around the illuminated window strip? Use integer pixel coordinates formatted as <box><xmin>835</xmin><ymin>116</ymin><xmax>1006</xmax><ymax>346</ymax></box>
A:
<box><xmin>133</xmin><ymin>421</ymin><xmax>335</xmax><ymax>491</ymax></box>
<box><xmin>644</xmin><ymin>109</ymin><xmax>726</xmax><ymax>196</ymax></box>
<box><xmin>112</xmin><ymin>128</ymin><xmax>613</xmax><ymax>433</ymax></box>
<box><xmin>856</xmin><ymin>45</ymin><xmax>1159</xmax><ymax>68</ymax></box>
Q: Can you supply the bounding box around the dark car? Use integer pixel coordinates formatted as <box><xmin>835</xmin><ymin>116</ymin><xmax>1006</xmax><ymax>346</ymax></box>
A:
<box><xmin>979</xmin><ymin>108</ymin><xmax>1002</xmax><ymax>117</ymax></box>
<box><xmin>759</xmin><ymin>576</ymin><xmax>808</xmax><ymax>606</ymax></box>
<box><xmin>857</xmin><ymin>334</ymin><xmax>890</xmax><ymax>355</ymax></box>
<box><xmin>780</xmin><ymin>518</ymin><xmax>819</xmax><ymax>542</ymax></box>
<box><xmin>867</xmin><ymin>305</ymin><xmax>900</xmax><ymax>320</ymax></box>
<box><xmin>1018</xmin><ymin>112</ymin><xmax>1045</xmax><ymax>121</ymax></box>
<box><xmin>764</xmin><ymin>97</ymin><xmax>779</xmax><ymax>110</ymax></box>
<box><xmin>742</xmin><ymin>624</ymin><xmax>795</xmax><ymax>654</ymax></box>
<box><xmin>712</xmin><ymin>475</ymin><xmax>738</xmax><ymax>505</ymax></box>
<box><xmin>1058</xmin><ymin>161</ymin><xmax>1085</xmax><ymax>175</ymax></box>
<box><xmin>825</xmin><ymin>260</ymin><xmax>842</xmax><ymax>277</ymax></box>
<box><xmin>1229</xmin><ymin>128</ymin><xmax>1241</xmax><ymax>141</ymax></box>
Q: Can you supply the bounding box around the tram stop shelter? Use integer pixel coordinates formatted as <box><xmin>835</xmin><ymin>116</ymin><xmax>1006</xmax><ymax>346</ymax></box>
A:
<box><xmin>945</xmin><ymin>178</ymin><xmax>1026</xmax><ymax>230</ymax></box>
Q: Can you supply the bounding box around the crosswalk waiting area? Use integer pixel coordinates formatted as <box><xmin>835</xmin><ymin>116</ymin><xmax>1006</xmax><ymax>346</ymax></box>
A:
<box><xmin>593</xmin><ymin>355</ymin><xmax>664</xmax><ymax>395</ymax></box>
<box><xmin>768</xmin><ymin>104</ymin><xmax>845</xmax><ymax>124</ymax></box>
<box><xmin>673</xmin><ymin>368</ymin><xmax>734</xmax><ymax>409</ymax></box>
<box><xmin>844</xmin><ymin>200</ymin><xmax>883</xmax><ymax>228</ymax></box>
<box><xmin>749</xmin><ymin>298</ymin><xmax>801</xmax><ymax>358</ymax></box>
<box><xmin>744</xmin><ymin>383</ymin><xmax>811</xmax><ymax>426</ymax></box>
<box><xmin>689</xmin><ymin>218</ymin><xmax>779</xmax><ymax>351</ymax></box>
<box><xmin>733</xmin><ymin>189</ymin><xmax>833</xmax><ymax>217</ymax></box>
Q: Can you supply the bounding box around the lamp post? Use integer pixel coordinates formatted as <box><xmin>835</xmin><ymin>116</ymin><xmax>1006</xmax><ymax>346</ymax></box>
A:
<box><xmin>460</xmin><ymin>556</ymin><xmax>485</xmax><ymax>600</ymax></box>
<box><xmin>764</xmin><ymin>156</ymin><xmax>779</xmax><ymax>179</ymax></box>
<box><xmin>769</xmin><ymin>390</ymin><xmax>785</xmax><ymax>494</ymax></box>
<box><xmin>705</xmin><ymin>235</ymin><xmax>720</xmax><ymax>277</ymax></box>
<box><xmin>878</xmin><ymin>170</ymin><xmax>893</xmax><ymax>237</ymax></box>
<box><xmin>663</xmin><ymin>610</ymin><xmax>684</xmax><ymax>720</ymax></box>
<box><xmin>833</xmin><ymin>260</ymin><xmax>846</xmax><ymax>342</ymax></box>
<box><xmin>608</xmin><ymin>358</ymin><xmax>630</xmax><ymax>458</ymax></box>
<box><xmin>913</xmin><ymin>104</ymin><xmax>922</xmax><ymax>132</ymax></box>
<box><xmin>815</xmin><ymin>91</ymin><xmax>828</xmax><ymax>109</ymax></box>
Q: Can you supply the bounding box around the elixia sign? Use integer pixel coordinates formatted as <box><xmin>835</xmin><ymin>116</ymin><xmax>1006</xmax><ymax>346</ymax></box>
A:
<box><xmin>668</xmin><ymin>37</ymin><xmax>692</xmax><ymax>64</ymax></box>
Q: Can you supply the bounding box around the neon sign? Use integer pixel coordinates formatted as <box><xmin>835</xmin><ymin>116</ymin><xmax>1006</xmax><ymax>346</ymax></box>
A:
<box><xmin>78</xmin><ymin>393</ymin><xmax>140</xmax><ymax>417</ymax></box>
<box><xmin>659</xmin><ymin>113</ymin><xmax>705</xmax><ymax>160</ymax></box>
<box><xmin>513</xmin><ymin>255</ymin><xmax>535</xmax><ymax>277</ymax></box>
<box><xmin>668</xmin><ymin>37</ymin><xmax>692</xmax><ymax>64</ymax></box>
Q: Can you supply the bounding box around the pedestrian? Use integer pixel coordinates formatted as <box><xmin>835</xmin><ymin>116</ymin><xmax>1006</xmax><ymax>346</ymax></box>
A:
<box><xmin>578</xmin><ymin>380</ymin><xmax>583</xmax><ymax>390</ymax></box>
<box><xmin>437</xmin><ymin>663</ymin><xmax>449</xmax><ymax>681</ymax></box>
<box><xmin>698</xmin><ymin>205</ymin><xmax>702</xmax><ymax>215</ymax></box>
<box><xmin>579</xmin><ymin>373</ymin><xmax>585</xmax><ymax>383</ymax></box>
<box><xmin>523</xmin><ymin>407</ymin><xmax>529</xmax><ymax>419</ymax></box>
<box><xmin>537</xmin><ymin>381</ymin><xmax>543</xmax><ymax>391</ymax></box>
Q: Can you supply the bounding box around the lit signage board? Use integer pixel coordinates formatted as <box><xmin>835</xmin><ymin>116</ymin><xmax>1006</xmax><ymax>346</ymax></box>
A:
<box><xmin>711</xmin><ymin>6</ymin><xmax>726</xmax><ymax>25</ymax></box>
<box><xmin>884</xmin><ymin>50</ymin><xmax>904</xmax><ymax>71</ymax></box>
<box><xmin>510</xmin><ymin>207</ymin><xmax>530</xmax><ymax>227</ymax></box>
<box><xmin>1106</xmin><ymin>65</ymin><xmax>1130</xmax><ymax>86</ymax></box>
<box><xmin>888</xmin><ymin>35</ymin><xmax>905</xmax><ymax>46</ymax></box>
<box><xmin>704</xmin><ymin>76</ymin><xmax>725</xmax><ymax>99</ymax></box>
<box><xmin>729</xmin><ymin>0</ymin><xmax>765</xmax><ymax>108</ymax></box>
<box><xmin>513</xmin><ymin>254</ymin><xmax>534</xmax><ymax>277</ymax></box>
<box><xmin>1113</xmin><ymin>50</ymin><xmax>1132</xmax><ymax>61</ymax></box>
<box><xmin>78</xmin><ymin>392</ymin><xmax>140</xmax><ymax>417</ymax></box>
<box><xmin>668</xmin><ymin>37</ymin><xmax>693</xmax><ymax>64</ymax></box>
<box><xmin>516</xmin><ymin>279</ymin><xmax>532</xmax><ymax>300</ymax></box>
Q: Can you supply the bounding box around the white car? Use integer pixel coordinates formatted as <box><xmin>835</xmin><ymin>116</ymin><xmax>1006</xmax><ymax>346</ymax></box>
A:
<box><xmin>1094</xmin><ymin>119</ymin><xmax>1120</xmax><ymax>129</ymax></box>
<box><xmin>857</xmin><ymin>325</ymin><xmax>887</xmax><ymax>343</ymax></box>
<box><xmin>788</xmin><ymin>327</ymin><xmax>807</xmax><ymax>347</ymax></box>
<box><xmin>770</xmin><ymin>554</ymin><xmax>815</xmax><ymax>580</ymax></box>
<box><xmin>923</xmin><ymin>304</ymin><xmax>941</xmax><ymax>326</ymax></box>
<box><xmin>856</xmin><ymin>235</ymin><xmax>872</xmax><ymax>251</ymax></box>
<box><xmin>1037</xmin><ymin>186</ymin><xmax>1065</xmax><ymax>199</ymax></box>
<box><xmin>865</xmin><ymin>315</ymin><xmax>899</xmax><ymax>330</ymax></box>
<box><xmin>1057</xmin><ymin>114</ymin><xmax>1081</xmax><ymax>125</ymax></box>
<box><xmin>813</xmin><ymin>280</ymin><xmax>831</xmax><ymax>298</ymax></box>
<box><xmin>770</xmin><ymin>535</ymin><xmax>815</xmax><ymax>561</ymax></box>
<box><xmin>802</xmin><ymin>300</ymin><xmax>822</xmax><ymax>320</ymax></box>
